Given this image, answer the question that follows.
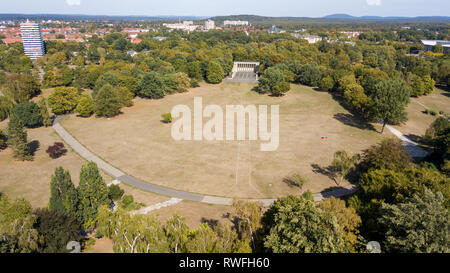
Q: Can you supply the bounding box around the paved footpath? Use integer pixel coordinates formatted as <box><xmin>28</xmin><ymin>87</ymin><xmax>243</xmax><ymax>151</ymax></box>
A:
<box><xmin>385</xmin><ymin>125</ymin><xmax>428</xmax><ymax>158</ymax></box>
<box><xmin>53</xmin><ymin>117</ymin><xmax>357</xmax><ymax>206</ymax></box>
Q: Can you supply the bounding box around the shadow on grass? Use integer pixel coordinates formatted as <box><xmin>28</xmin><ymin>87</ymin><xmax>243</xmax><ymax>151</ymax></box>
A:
<box><xmin>201</xmin><ymin>218</ymin><xmax>219</xmax><ymax>229</ymax></box>
<box><xmin>28</xmin><ymin>140</ymin><xmax>40</xmax><ymax>156</ymax></box>
<box><xmin>404</xmin><ymin>133</ymin><xmax>422</xmax><ymax>143</ymax></box>
<box><xmin>319</xmin><ymin>185</ymin><xmax>358</xmax><ymax>200</ymax></box>
<box><xmin>334</xmin><ymin>113</ymin><xmax>376</xmax><ymax>132</ymax></box>
<box><xmin>311</xmin><ymin>163</ymin><xmax>337</xmax><ymax>183</ymax></box>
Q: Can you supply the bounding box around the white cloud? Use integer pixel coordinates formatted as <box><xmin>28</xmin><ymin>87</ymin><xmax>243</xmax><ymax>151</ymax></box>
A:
<box><xmin>366</xmin><ymin>0</ymin><xmax>381</xmax><ymax>6</ymax></box>
<box><xmin>66</xmin><ymin>0</ymin><xmax>81</xmax><ymax>6</ymax></box>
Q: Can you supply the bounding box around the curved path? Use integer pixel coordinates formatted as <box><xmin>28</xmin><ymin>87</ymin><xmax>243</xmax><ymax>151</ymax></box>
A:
<box><xmin>53</xmin><ymin>116</ymin><xmax>357</xmax><ymax>206</ymax></box>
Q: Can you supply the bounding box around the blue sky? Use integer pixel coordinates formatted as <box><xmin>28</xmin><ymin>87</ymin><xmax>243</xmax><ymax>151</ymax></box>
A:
<box><xmin>1</xmin><ymin>0</ymin><xmax>449</xmax><ymax>17</ymax></box>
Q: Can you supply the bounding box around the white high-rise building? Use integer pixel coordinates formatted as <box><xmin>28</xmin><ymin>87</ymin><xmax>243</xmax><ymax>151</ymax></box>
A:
<box><xmin>20</xmin><ymin>20</ymin><xmax>45</xmax><ymax>60</ymax></box>
<box><xmin>224</xmin><ymin>20</ymin><xmax>249</xmax><ymax>26</ymax></box>
<box><xmin>204</xmin><ymin>19</ymin><xmax>215</xmax><ymax>30</ymax></box>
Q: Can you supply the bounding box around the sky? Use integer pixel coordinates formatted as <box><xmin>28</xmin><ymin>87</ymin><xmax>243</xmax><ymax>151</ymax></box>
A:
<box><xmin>0</xmin><ymin>0</ymin><xmax>449</xmax><ymax>17</ymax></box>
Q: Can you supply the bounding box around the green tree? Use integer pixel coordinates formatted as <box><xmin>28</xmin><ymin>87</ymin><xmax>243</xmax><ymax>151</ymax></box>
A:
<box><xmin>12</xmin><ymin>101</ymin><xmax>43</xmax><ymax>128</ymax></box>
<box><xmin>77</xmin><ymin>162</ymin><xmax>110</xmax><ymax>230</ymax></box>
<box><xmin>0</xmin><ymin>96</ymin><xmax>14</xmax><ymax>121</ymax></box>
<box><xmin>6</xmin><ymin>114</ymin><xmax>31</xmax><ymax>161</ymax></box>
<box><xmin>33</xmin><ymin>208</ymin><xmax>81</xmax><ymax>253</ymax></box>
<box><xmin>230</xmin><ymin>199</ymin><xmax>263</xmax><ymax>251</ymax></box>
<box><xmin>331</xmin><ymin>150</ymin><xmax>360</xmax><ymax>185</ymax></box>
<box><xmin>187</xmin><ymin>61</ymin><xmax>202</xmax><ymax>80</ymax></box>
<box><xmin>137</xmin><ymin>72</ymin><xmax>166</xmax><ymax>99</ymax></box>
<box><xmin>262</xmin><ymin>195</ymin><xmax>346</xmax><ymax>253</ymax></box>
<box><xmin>360</xmin><ymin>138</ymin><xmax>412</xmax><ymax>172</ymax></box>
<box><xmin>97</xmin><ymin>206</ymin><xmax>169</xmax><ymax>253</ymax></box>
<box><xmin>94</xmin><ymin>84</ymin><xmax>122</xmax><ymax>117</ymax></box>
<box><xmin>175</xmin><ymin>72</ymin><xmax>191</xmax><ymax>92</ymax></box>
<box><xmin>2</xmin><ymin>73</ymin><xmax>40</xmax><ymax>103</ymax></box>
<box><xmin>75</xmin><ymin>94</ymin><xmax>94</xmax><ymax>117</ymax></box>
<box><xmin>379</xmin><ymin>190</ymin><xmax>449</xmax><ymax>253</ymax></box>
<box><xmin>343</xmin><ymin>83</ymin><xmax>371</xmax><ymax>113</ymax></box>
<box><xmin>0</xmin><ymin>194</ymin><xmax>39</xmax><ymax>253</ymax></box>
<box><xmin>48</xmin><ymin>86</ymin><xmax>80</xmax><ymax>115</ymax></box>
<box><xmin>108</xmin><ymin>184</ymin><xmax>124</xmax><ymax>201</ymax></box>
<box><xmin>258</xmin><ymin>66</ymin><xmax>288</xmax><ymax>95</ymax></box>
<box><xmin>319</xmin><ymin>76</ymin><xmax>334</xmax><ymax>91</ymax></box>
<box><xmin>206</xmin><ymin>60</ymin><xmax>224</xmax><ymax>84</ymax></box>
<box><xmin>49</xmin><ymin>166</ymin><xmax>78</xmax><ymax>217</ymax></box>
<box><xmin>186</xmin><ymin>223</ymin><xmax>219</xmax><ymax>253</ymax></box>
<box><xmin>116</xmin><ymin>86</ymin><xmax>134</xmax><ymax>107</ymax></box>
<box><xmin>165</xmin><ymin>213</ymin><xmax>189</xmax><ymax>253</ymax></box>
<box><xmin>38</xmin><ymin>97</ymin><xmax>52</xmax><ymax>127</ymax></box>
<box><xmin>318</xmin><ymin>197</ymin><xmax>362</xmax><ymax>253</ymax></box>
<box><xmin>370</xmin><ymin>79</ymin><xmax>411</xmax><ymax>133</ymax></box>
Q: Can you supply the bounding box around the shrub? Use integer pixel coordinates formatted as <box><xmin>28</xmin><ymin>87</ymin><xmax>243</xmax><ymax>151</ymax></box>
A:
<box><xmin>119</xmin><ymin>195</ymin><xmax>141</xmax><ymax>211</ymax></box>
<box><xmin>120</xmin><ymin>195</ymin><xmax>134</xmax><ymax>207</ymax></box>
<box><xmin>46</xmin><ymin>142</ymin><xmax>67</xmax><ymax>159</ymax></box>
<box><xmin>12</xmin><ymin>101</ymin><xmax>43</xmax><ymax>128</ymax></box>
<box><xmin>161</xmin><ymin>112</ymin><xmax>172</xmax><ymax>123</ymax></box>
<box><xmin>282</xmin><ymin>173</ymin><xmax>309</xmax><ymax>189</ymax></box>
<box><xmin>430</xmin><ymin>109</ymin><xmax>437</xmax><ymax>116</ymax></box>
<box><xmin>319</xmin><ymin>76</ymin><xmax>334</xmax><ymax>91</ymax></box>
<box><xmin>108</xmin><ymin>184</ymin><xmax>124</xmax><ymax>201</ymax></box>
<box><xmin>190</xmin><ymin>78</ymin><xmax>200</xmax><ymax>88</ymax></box>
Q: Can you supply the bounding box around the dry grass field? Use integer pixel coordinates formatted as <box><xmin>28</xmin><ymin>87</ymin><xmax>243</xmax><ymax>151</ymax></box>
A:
<box><xmin>392</xmin><ymin>88</ymin><xmax>450</xmax><ymax>140</ymax></box>
<box><xmin>60</xmin><ymin>82</ymin><xmax>385</xmax><ymax>199</ymax></box>
<box><xmin>0</xmin><ymin>123</ymin><xmax>114</xmax><ymax>208</ymax></box>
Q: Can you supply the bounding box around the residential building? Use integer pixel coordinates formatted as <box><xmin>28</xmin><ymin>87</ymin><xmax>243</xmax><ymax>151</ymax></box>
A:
<box><xmin>204</xmin><ymin>19</ymin><xmax>215</xmax><ymax>30</ymax></box>
<box><xmin>20</xmin><ymin>20</ymin><xmax>45</xmax><ymax>59</ymax></box>
<box><xmin>224</xmin><ymin>20</ymin><xmax>249</xmax><ymax>26</ymax></box>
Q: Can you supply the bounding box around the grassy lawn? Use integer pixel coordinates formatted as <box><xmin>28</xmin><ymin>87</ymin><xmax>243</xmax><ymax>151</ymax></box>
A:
<box><xmin>392</xmin><ymin>87</ymin><xmax>450</xmax><ymax>141</ymax></box>
<box><xmin>150</xmin><ymin>200</ymin><xmax>232</xmax><ymax>229</ymax></box>
<box><xmin>60</xmin><ymin>82</ymin><xmax>384</xmax><ymax>199</ymax></box>
<box><xmin>0</xmin><ymin>123</ymin><xmax>114</xmax><ymax>208</ymax></box>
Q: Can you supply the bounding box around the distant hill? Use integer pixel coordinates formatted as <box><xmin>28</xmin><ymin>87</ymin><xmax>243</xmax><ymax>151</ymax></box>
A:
<box><xmin>323</xmin><ymin>14</ymin><xmax>356</xmax><ymax>19</ymax></box>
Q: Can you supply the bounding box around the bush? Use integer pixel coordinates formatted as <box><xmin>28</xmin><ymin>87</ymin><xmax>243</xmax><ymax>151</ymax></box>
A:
<box><xmin>430</xmin><ymin>109</ymin><xmax>437</xmax><ymax>116</ymax></box>
<box><xmin>119</xmin><ymin>195</ymin><xmax>142</xmax><ymax>211</ymax></box>
<box><xmin>319</xmin><ymin>76</ymin><xmax>334</xmax><ymax>91</ymax></box>
<box><xmin>161</xmin><ymin>112</ymin><xmax>172</xmax><ymax>123</ymax></box>
<box><xmin>46</xmin><ymin>142</ymin><xmax>67</xmax><ymax>159</ymax></box>
<box><xmin>12</xmin><ymin>101</ymin><xmax>43</xmax><ymax>128</ymax></box>
<box><xmin>108</xmin><ymin>184</ymin><xmax>124</xmax><ymax>201</ymax></box>
<box><xmin>282</xmin><ymin>173</ymin><xmax>309</xmax><ymax>189</ymax></box>
<box><xmin>120</xmin><ymin>195</ymin><xmax>134</xmax><ymax>207</ymax></box>
<box><xmin>190</xmin><ymin>78</ymin><xmax>200</xmax><ymax>88</ymax></box>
